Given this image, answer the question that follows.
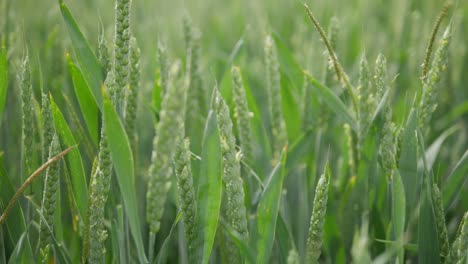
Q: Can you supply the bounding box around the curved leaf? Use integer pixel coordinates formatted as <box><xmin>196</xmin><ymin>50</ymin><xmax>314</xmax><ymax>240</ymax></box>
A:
<box><xmin>256</xmin><ymin>149</ymin><xmax>287</xmax><ymax>264</ymax></box>
<box><xmin>304</xmin><ymin>73</ymin><xmax>357</xmax><ymax>131</ymax></box>
<box><xmin>58</xmin><ymin>0</ymin><xmax>103</xmax><ymax>109</ymax></box>
<box><xmin>50</xmin><ymin>96</ymin><xmax>88</xmax><ymax>221</ymax></box>
<box><xmin>66</xmin><ymin>54</ymin><xmax>98</xmax><ymax>146</ymax></box>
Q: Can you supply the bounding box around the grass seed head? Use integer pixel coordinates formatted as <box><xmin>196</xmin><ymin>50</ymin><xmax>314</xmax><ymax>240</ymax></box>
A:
<box><xmin>231</xmin><ymin>66</ymin><xmax>253</xmax><ymax>162</ymax></box>
<box><xmin>39</xmin><ymin>134</ymin><xmax>61</xmax><ymax>251</ymax></box>
<box><xmin>306</xmin><ymin>164</ymin><xmax>330</xmax><ymax>263</ymax></box>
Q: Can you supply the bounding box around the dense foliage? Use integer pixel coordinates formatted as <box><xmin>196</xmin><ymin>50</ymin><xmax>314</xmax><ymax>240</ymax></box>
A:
<box><xmin>0</xmin><ymin>0</ymin><xmax>467</xmax><ymax>263</ymax></box>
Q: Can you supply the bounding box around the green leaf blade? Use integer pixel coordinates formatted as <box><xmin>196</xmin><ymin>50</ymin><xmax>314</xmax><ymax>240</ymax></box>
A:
<box><xmin>194</xmin><ymin>111</ymin><xmax>222</xmax><ymax>264</ymax></box>
<box><xmin>50</xmin><ymin>96</ymin><xmax>88</xmax><ymax>221</ymax></box>
<box><xmin>304</xmin><ymin>73</ymin><xmax>357</xmax><ymax>131</ymax></box>
<box><xmin>58</xmin><ymin>0</ymin><xmax>103</xmax><ymax>109</ymax></box>
<box><xmin>256</xmin><ymin>150</ymin><xmax>287</xmax><ymax>264</ymax></box>
<box><xmin>66</xmin><ymin>55</ymin><xmax>99</xmax><ymax>147</ymax></box>
<box><xmin>0</xmin><ymin>47</ymin><xmax>7</xmax><ymax>122</ymax></box>
<box><xmin>102</xmin><ymin>94</ymin><xmax>147</xmax><ymax>263</ymax></box>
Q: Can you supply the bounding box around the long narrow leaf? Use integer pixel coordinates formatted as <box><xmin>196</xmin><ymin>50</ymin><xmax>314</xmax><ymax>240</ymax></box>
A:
<box><xmin>66</xmin><ymin>54</ymin><xmax>99</xmax><ymax>146</ymax></box>
<box><xmin>391</xmin><ymin>170</ymin><xmax>406</xmax><ymax>263</ymax></box>
<box><xmin>304</xmin><ymin>73</ymin><xmax>357</xmax><ymax>131</ymax></box>
<box><xmin>398</xmin><ymin>108</ymin><xmax>419</xmax><ymax>214</ymax></box>
<box><xmin>103</xmin><ymin>94</ymin><xmax>147</xmax><ymax>263</ymax></box>
<box><xmin>50</xmin><ymin>96</ymin><xmax>88</xmax><ymax>221</ymax></box>
<box><xmin>442</xmin><ymin>150</ymin><xmax>468</xmax><ymax>208</ymax></box>
<box><xmin>0</xmin><ymin>46</ymin><xmax>7</xmax><ymax>122</ymax></box>
<box><xmin>194</xmin><ymin>111</ymin><xmax>222</xmax><ymax>264</ymax></box>
<box><xmin>58</xmin><ymin>0</ymin><xmax>103</xmax><ymax>109</ymax></box>
<box><xmin>256</xmin><ymin>149</ymin><xmax>287</xmax><ymax>264</ymax></box>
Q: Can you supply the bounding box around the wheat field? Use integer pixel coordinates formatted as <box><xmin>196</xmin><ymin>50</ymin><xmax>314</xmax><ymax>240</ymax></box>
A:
<box><xmin>0</xmin><ymin>0</ymin><xmax>467</xmax><ymax>263</ymax></box>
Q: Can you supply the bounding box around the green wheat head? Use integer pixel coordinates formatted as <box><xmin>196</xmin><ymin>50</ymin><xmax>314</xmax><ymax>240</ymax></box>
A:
<box><xmin>231</xmin><ymin>66</ymin><xmax>253</xmax><ymax>163</ymax></box>
<box><xmin>419</xmin><ymin>25</ymin><xmax>451</xmax><ymax>131</ymax></box>
<box><xmin>174</xmin><ymin>138</ymin><xmax>197</xmax><ymax>259</ymax></box>
<box><xmin>265</xmin><ymin>35</ymin><xmax>287</xmax><ymax>159</ymax></box>
<box><xmin>213</xmin><ymin>88</ymin><xmax>249</xmax><ymax>261</ymax></box>
<box><xmin>146</xmin><ymin>74</ymin><xmax>188</xmax><ymax>234</ymax></box>
<box><xmin>306</xmin><ymin>164</ymin><xmax>330</xmax><ymax>263</ymax></box>
<box><xmin>39</xmin><ymin>134</ymin><xmax>61</xmax><ymax>253</ymax></box>
<box><xmin>124</xmin><ymin>36</ymin><xmax>140</xmax><ymax>147</ymax></box>
<box><xmin>20</xmin><ymin>54</ymin><xmax>35</xmax><ymax>175</ymax></box>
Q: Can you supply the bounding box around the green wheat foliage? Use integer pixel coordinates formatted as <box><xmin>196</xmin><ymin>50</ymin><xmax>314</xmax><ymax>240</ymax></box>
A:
<box><xmin>432</xmin><ymin>184</ymin><xmax>449</xmax><ymax>261</ymax></box>
<box><xmin>213</xmin><ymin>88</ymin><xmax>249</xmax><ymax>260</ymax></box>
<box><xmin>231</xmin><ymin>66</ymin><xmax>253</xmax><ymax>163</ymax></box>
<box><xmin>146</xmin><ymin>74</ymin><xmax>188</xmax><ymax>234</ymax></box>
<box><xmin>306</xmin><ymin>164</ymin><xmax>330</xmax><ymax>263</ymax></box>
<box><xmin>264</xmin><ymin>35</ymin><xmax>287</xmax><ymax>159</ymax></box>
<box><xmin>113</xmin><ymin>0</ymin><xmax>131</xmax><ymax>110</ymax></box>
<box><xmin>418</xmin><ymin>25</ymin><xmax>451</xmax><ymax>131</ymax></box>
<box><xmin>20</xmin><ymin>54</ymin><xmax>35</xmax><ymax>176</ymax></box>
<box><xmin>124</xmin><ymin>36</ymin><xmax>140</xmax><ymax>147</ymax></box>
<box><xmin>174</xmin><ymin>138</ymin><xmax>197</xmax><ymax>259</ymax></box>
<box><xmin>2</xmin><ymin>0</ymin><xmax>468</xmax><ymax>263</ymax></box>
<box><xmin>39</xmin><ymin>134</ymin><xmax>61</xmax><ymax>254</ymax></box>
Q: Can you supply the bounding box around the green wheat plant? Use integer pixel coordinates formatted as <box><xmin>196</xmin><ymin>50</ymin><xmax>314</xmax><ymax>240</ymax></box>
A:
<box><xmin>0</xmin><ymin>0</ymin><xmax>466</xmax><ymax>263</ymax></box>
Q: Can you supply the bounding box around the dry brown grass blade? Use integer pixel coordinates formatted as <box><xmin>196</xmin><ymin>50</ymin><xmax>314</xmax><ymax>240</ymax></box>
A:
<box><xmin>0</xmin><ymin>145</ymin><xmax>76</xmax><ymax>225</ymax></box>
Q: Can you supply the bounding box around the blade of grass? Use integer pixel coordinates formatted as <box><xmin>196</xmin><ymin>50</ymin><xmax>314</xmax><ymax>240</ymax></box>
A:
<box><xmin>103</xmin><ymin>93</ymin><xmax>147</xmax><ymax>263</ymax></box>
<box><xmin>66</xmin><ymin>54</ymin><xmax>99</xmax><ymax>147</ymax></box>
<box><xmin>0</xmin><ymin>46</ymin><xmax>7</xmax><ymax>122</ymax></box>
<box><xmin>155</xmin><ymin>212</ymin><xmax>182</xmax><ymax>264</ymax></box>
<box><xmin>423</xmin><ymin>125</ymin><xmax>459</xmax><ymax>171</ymax></box>
<box><xmin>417</xmin><ymin>130</ymin><xmax>440</xmax><ymax>264</ymax></box>
<box><xmin>256</xmin><ymin>147</ymin><xmax>287</xmax><ymax>264</ymax></box>
<box><xmin>7</xmin><ymin>228</ymin><xmax>34</xmax><ymax>263</ymax></box>
<box><xmin>398</xmin><ymin>108</ymin><xmax>419</xmax><ymax>215</ymax></box>
<box><xmin>391</xmin><ymin>170</ymin><xmax>406</xmax><ymax>263</ymax></box>
<box><xmin>193</xmin><ymin>111</ymin><xmax>222</xmax><ymax>264</ymax></box>
<box><xmin>442</xmin><ymin>150</ymin><xmax>468</xmax><ymax>209</ymax></box>
<box><xmin>58</xmin><ymin>0</ymin><xmax>103</xmax><ymax>109</ymax></box>
<box><xmin>272</xmin><ymin>32</ymin><xmax>303</xmax><ymax>92</ymax></box>
<box><xmin>0</xmin><ymin>156</ymin><xmax>27</xmax><ymax>244</ymax></box>
<box><xmin>50</xmin><ymin>96</ymin><xmax>88</xmax><ymax>221</ymax></box>
<box><xmin>304</xmin><ymin>72</ymin><xmax>357</xmax><ymax>131</ymax></box>
<box><xmin>222</xmin><ymin>220</ymin><xmax>256</xmax><ymax>264</ymax></box>
<box><xmin>280</xmin><ymin>73</ymin><xmax>301</xmax><ymax>141</ymax></box>
<box><xmin>418</xmin><ymin>172</ymin><xmax>440</xmax><ymax>263</ymax></box>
